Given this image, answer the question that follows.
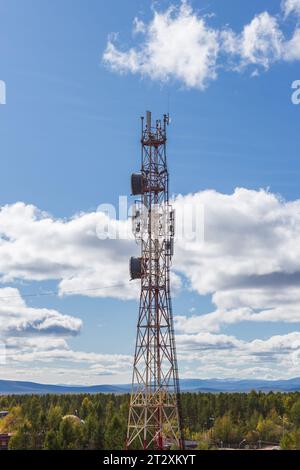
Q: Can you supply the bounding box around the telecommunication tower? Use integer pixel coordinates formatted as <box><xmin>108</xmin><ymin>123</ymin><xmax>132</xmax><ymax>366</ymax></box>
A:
<box><xmin>126</xmin><ymin>111</ymin><xmax>184</xmax><ymax>450</ymax></box>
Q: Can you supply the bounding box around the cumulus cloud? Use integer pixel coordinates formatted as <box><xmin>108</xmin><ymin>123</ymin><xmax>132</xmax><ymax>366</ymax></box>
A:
<box><xmin>0</xmin><ymin>202</ymin><xmax>136</xmax><ymax>300</ymax></box>
<box><xmin>223</xmin><ymin>13</ymin><xmax>284</xmax><ymax>70</ymax></box>
<box><xmin>282</xmin><ymin>0</ymin><xmax>300</xmax><ymax>17</ymax></box>
<box><xmin>0</xmin><ymin>207</ymin><xmax>135</xmax><ymax>383</ymax></box>
<box><xmin>177</xmin><ymin>330</ymin><xmax>300</xmax><ymax>357</ymax></box>
<box><xmin>103</xmin><ymin>1</ymin><xmax>300</xmax><ymax>88</ymax></box>
<box><xmin>174</xmin><ymin>188</ymin><xmax>300</xmax><ymax>294</ymax></box>
<box><xmin>284</xmin><ymin>27</ymin><xmax>300</xmax><ymax>60</ymax></box>
<box><xmin>176</xmin><ymin>331</ymin><xmax>241</xmax><ymax>350</ymax></box>
<box><xmin>0</xmin><ymin>202</ymin><xmax>182</xmax><ymax>301</ymax></box>
<box><xmin>0</xmin><ymin>287</ymin><xmax>132</xmax><ymax>382</ymax></box>
<box><xmin>0</xmin><ymin>287</ymin><xmax>81</xmax><ymax>337</ymax></box>
<box><xmin>2</xmin><ymin>188</ymin><xmax>300</xmax><ymax>330</ymax></box>
<box><xmin>103</xmin><ymin>2</ymin><xmax>219</xmax><ymax>89</ymax></box>
<box><xmin>173</xmin><ymin>188</ymin><xmax>300</xmax><ymax>341</ymax></box>
<box><xmin>176</xmin><ymin>330</ymin><xmax>300</xmax><ymax>379</ymax></box>
<box><xmin>171</xmin><ymin>187</ymin><xmax>300</xmax><ymax>378</ymax></box>
<box><xmin>2</xmin><ymin>187</ymin><xmax>300</xmax><ymax>379</ymax></box>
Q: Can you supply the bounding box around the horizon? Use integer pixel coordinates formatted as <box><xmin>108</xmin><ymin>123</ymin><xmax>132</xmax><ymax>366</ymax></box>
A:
<box><xmin>3</xmin><ymin>375</ymin><xmax>300</xmax><ymax>388</ymax></box>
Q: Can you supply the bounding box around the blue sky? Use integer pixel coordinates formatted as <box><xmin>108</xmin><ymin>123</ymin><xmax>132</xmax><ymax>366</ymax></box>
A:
<box><xmin>0</xmin><ymin>0</ymin><xmax>300</xmax><ymax>384</ymax></box>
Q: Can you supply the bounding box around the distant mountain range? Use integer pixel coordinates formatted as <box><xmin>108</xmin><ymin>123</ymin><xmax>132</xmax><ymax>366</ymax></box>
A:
<box><xmin>1</xmin><ymin>377</ymin><xmax>300</xmax><ymax>394</ymax></box>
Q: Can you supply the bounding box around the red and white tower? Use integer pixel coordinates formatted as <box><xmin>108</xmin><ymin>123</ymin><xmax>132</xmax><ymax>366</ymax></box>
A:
<box><xmin>126</xmin><ymin>111</ymin><xmax>184</xmax><ymax>450</ymax></box>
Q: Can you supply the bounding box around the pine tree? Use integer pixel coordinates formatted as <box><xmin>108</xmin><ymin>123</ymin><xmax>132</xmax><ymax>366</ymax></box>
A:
<box><xmin>104</xmin><ymin>414</ymin><xmax>124</xmax><ymax>450</ymax></box>
<box><xmin>44</xmin><ymin>430</ymin><xmax>61</xmax><ymax>450</ymax></box>
<box><xmin>290</xmin><ymin>398</ymin><xmax>300</xmax><ymax>427</ymax></box>
<box><xmin>58</xmin><ymin>417</ymin><xmax>83</xmax><ymax>450</ymax></box>
<box><xmin>8</xmin><ymin>422</ymin><xmax>33</xmax><ymax>450</ymax></box>
<box><xmin>48</xmin><ymin>405</ymin><xmax>63</xmax><ymax>431</ymax></box>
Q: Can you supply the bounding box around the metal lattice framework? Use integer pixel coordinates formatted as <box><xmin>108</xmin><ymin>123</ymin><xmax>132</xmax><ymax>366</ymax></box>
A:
<box><xmin>126</xmin><ymin>112</ymin><xmax>184</xmax><ymax>450</ymax></box>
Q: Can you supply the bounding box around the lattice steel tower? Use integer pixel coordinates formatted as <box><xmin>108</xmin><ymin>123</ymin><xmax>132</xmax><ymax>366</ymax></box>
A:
<box><xmin>126</xmin><ymin>111</ymin><xmax>184</xmax><ymax>450</ymax></box>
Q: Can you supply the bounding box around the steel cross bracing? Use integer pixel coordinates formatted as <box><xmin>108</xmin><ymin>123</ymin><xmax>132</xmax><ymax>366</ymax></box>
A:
<box><xmin>126</xmin><ymin>112</ymin><xmax>184</xmax><ymax>450</ymax></box>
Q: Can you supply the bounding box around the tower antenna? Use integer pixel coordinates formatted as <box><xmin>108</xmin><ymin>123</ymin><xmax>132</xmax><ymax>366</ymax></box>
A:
<box><xmin>126</xmin><ymin>111</ymin><xmax>184</xmax><ymax>450</ymax></box>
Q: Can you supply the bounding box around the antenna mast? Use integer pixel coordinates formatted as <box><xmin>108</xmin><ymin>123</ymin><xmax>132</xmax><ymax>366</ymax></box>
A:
<box><xmin>126</xmin><ymin>111</ymin><xmax>184</xmax><ymax>450</ymax></box>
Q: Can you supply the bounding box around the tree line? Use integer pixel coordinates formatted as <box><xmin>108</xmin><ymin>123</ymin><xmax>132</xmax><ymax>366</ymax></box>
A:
<box><xmin>0</xmin><ymin>391</ymin><xmax>300</xmax><ymax>449</ymax></box>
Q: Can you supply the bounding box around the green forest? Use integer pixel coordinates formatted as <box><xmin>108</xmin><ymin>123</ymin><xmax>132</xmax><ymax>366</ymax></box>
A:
<box><xmin>1</xmin><ymin>392</ymin><xmax>300</xmax><ymax>450</ymax></box>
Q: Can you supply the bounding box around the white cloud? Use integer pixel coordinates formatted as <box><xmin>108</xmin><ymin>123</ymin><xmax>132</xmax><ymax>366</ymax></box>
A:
<box><xmin>177</xmin><ymin>331</ymin><xmax>241</xmax><ymax>350</ymax></box>
<box><xmin>0</xmin><ymin>287</ymin><xmax>132</xmax><ymax>382</ymax></box>
<box><xmin>103</xmin><ymin>1</ymin><xmax>300</xmax><ymax>88</ymax></box>
<box><xmin>174</xmin><ymin>188</ymin><xmax>300</xmax><ymax>294</ymax></box>
<box><xmin>3</xmin><ymin>188</ymin><xmax>300</xmax><ymax>331</ymax></box>
<box><xmin>173</xmin><ymin>188</ymin><xmax>300</xmax><ymax>340</ymax></box>
<box><xmin>223</xmin><ymin>13</ymin><xmax>284</xmax><ymax>70</ymax></box>
<box><xmin>0</xmin><ymin>202</ymin><xmax>136</xmax><ymax>300</ymax></box>
<box><xmin>0</xmin><ymin>287</ymin><xmax>81</xmax><ymax>337</ymax></box>
<box><xmin>177</xmin><ymin>330</ymin><xmax>300</xmax><ymax>356</ymax></box>
<box><xmin>284</xmin><ymin>27</ymin><xmax>300</xmax><ymax>60</ymax></box>
<box><xmin>171</xmin><ymin>187</ymin><xmax>300</xmax><ymax>378</ymax></box>
<box><xmin>176</xmin><ymin>330</ymin><xmax>300</xmax><ymax>379</ymax></box>
<box><xmin>0</xmin><ymin>364</ymin><xmax>132</xmax><ymax>385</ymax></box>
<box><xmin>6</xmin><ymin>340</ymin><xmax>131</xmax><ymax>369</ymax></box>
<box><xmin>103</xmin><ymin>2</ymin><xmax>220</xmax><ymax>89</ymax></box>
<box><xmin>3</xmin><ymin>187</ymin><xmax>300</xmax><ymax>380</ymax></box>
<box><xmin>282</xmin><ymin>0</ymin><xmax>300</xmax><ymax>17</ymax></box>
<box><xmin>133</xmin><ymin>17</ymin><xmax>146</xmax><ymax>35</ymax></box>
